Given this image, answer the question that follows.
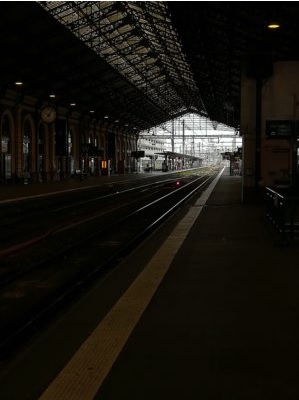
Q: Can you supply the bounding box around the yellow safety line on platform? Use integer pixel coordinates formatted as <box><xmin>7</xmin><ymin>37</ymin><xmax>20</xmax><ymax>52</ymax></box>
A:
<box><xmin>38</xmin><ymin>168</ymin><xmax>224</xmax><ymax>400</ymax></box>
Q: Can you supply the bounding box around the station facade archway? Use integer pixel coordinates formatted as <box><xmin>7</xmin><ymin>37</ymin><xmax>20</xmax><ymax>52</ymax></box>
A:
<box><xmin>0</xmin><ymin>92</ymin><xmax>138</xmax><ymax>184</ymax></box>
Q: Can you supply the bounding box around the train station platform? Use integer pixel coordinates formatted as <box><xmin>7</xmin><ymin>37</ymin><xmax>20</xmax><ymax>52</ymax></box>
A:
<box><xmin>1</xmin><ymin>168</ymin><xmax>299</xmax><ymax>399</ymax></box>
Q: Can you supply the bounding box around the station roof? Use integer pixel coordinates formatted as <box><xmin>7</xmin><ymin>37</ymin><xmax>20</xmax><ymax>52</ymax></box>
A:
<box><xmin>155</xmin><ymin>151</ymin><xmax>203</xmax><ymax>161</ymax></box>
<box><xmin>168</xmin><ymin>2</ymin><xmax>299</xmax><ymax>128</ymax></box>
<box><xmin>1</xmin><ymin>2</ymin><xmax>299</xmax><ymax>131</ymax></box>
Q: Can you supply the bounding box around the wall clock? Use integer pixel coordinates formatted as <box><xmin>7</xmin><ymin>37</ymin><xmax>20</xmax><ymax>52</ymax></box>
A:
<box><xmin>41</xmin><ymin>106</ymin><xmax>57</xmax><ymax>123</ymax></box>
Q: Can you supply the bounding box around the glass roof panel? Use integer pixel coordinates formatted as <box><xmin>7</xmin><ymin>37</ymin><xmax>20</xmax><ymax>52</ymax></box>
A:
<box><xmin>37</xmin><ymin>1</ymin><xmax>206</xmax><ymax>120</ymax></box>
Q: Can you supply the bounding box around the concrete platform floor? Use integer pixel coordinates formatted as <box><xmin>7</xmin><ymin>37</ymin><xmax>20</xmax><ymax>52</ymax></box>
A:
<box><xmin>94</xmin><ymin>171</ymin><xmax>299</xmax><ymax>399</ymax></box>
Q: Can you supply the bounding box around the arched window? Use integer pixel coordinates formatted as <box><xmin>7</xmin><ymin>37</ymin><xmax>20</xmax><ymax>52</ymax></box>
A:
<box><xmin>88</xmin><ymin>134</ymin><xmax>95</xmax><ymax>174</ymax></box>
<box><xmin>1</xmin><ymin>115</ymin><xmax>11</xmax><ymax>154</ymax></box>
<box><xmin>68</xmin><ymin>130</ymin><xmax>73</xmax><ymax>155</ymax></box>
<box><xmin>1</xmin><ymin>115</ymin><xmax>12</xmax><ymax>181</ymax></box>
<box><xmin>80</xmin><ymin>134</ymin><xmax>85</xmax><ymax>172</ymax></box>
<box><xmin>68</xmin><ymin>130</ymin><xmax>75</xmax><ymax>175</ymax></box>
<box><xmin>38</xmin><ymin>124</ymin><xmax>45</xmax><ymax>172</ymax></box>
<box><xmin>23</xmin><ymin>120</ymin><xmax>31</xmax><ymax>172</ymax></box>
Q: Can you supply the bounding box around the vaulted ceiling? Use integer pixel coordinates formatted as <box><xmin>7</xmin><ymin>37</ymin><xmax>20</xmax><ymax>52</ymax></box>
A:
<box><xmin>1</xmin><ymin>2</ymin><xmax>299</xmax><ymax>132</ymax></box>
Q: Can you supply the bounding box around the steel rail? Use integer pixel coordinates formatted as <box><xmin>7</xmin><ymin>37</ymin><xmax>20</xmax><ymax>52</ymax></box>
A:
<box><xmin>0</xmin><ymin>172</ymin><xmax>218</xmax><ymax>357</ymax></box>
<box><xmin>0</xmin><ymin>176</ymin><xmax>184</xmax><ymax>257</ymax></box>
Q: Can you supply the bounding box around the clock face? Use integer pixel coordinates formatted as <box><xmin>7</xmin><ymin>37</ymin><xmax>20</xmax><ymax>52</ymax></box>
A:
<box><xmin>41</xmin><ymin>106</ymin><xmax>56</xmax><ymax>123</ymax></box>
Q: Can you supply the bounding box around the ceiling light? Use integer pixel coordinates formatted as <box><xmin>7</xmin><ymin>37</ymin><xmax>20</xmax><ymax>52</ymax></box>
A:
<box><xmin>104</xmin><ymin>115</ymin><xmax>109</xmax><ymax>119</ymax></box>
<box><xmin>70</xmin><ymin>102</ymin><xmax>76</xmax><ymax>106</ymax></box>
<box><xmin>90</xmin><ymin>110</ymin><xmax>95</xmax><ymax>113</ymax></box>
<box><xmin>49</xmin><ymin>94</ymin><xmax>56</xmax><ymax>98</ymax></box>
<box><xmin>14</xmin><ymin>81</ymin><xmax>23</xmax><ymax>86</ymax></box>
<box><xmin>267</xmin><ymin>21</ymin><xmax>280</xmax><ymax>29</ymax></box>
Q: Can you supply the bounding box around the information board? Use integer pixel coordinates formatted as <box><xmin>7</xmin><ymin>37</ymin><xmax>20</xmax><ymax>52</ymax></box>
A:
<box><xmin>266</xmin><ymin>120</ymin><xmax>294</xmax><ymax>138</ymax></box>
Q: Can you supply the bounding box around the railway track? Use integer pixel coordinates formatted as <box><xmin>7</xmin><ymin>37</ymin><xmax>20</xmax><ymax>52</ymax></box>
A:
<box><xmin>0</xmin><ymin>168</ymin><xmax>220</xmax><ymax>358</ymax></box>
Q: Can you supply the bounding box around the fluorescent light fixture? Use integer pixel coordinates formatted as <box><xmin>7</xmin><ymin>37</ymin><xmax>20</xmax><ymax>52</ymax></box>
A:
<box><xmin>267</xmin><ymin>21</ymin><xmax>280</xmax><ymax>29</ymax></box>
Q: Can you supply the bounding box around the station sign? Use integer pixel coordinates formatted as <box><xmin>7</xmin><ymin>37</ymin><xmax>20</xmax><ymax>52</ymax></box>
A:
<box><xmin>266</xmin><ymin>120</ymin><xmax>295</xmax><ymax>138</ymax></box>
